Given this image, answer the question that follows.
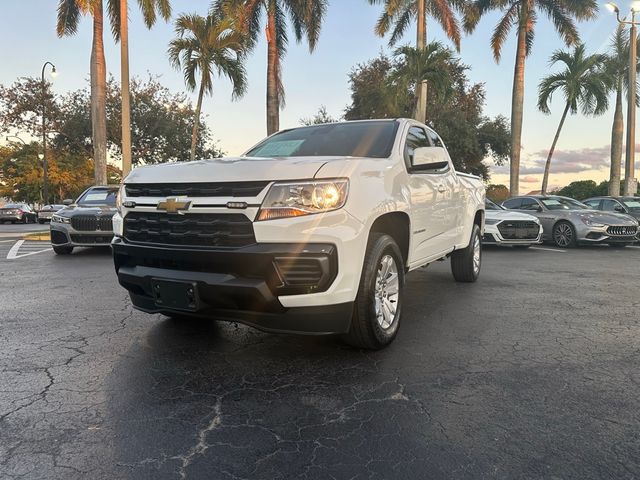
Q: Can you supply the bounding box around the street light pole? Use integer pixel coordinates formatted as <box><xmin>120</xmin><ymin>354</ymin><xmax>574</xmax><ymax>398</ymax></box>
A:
<box><xmin>41</xmin><ymin>61</ymin><xmax>57</xmax><ymax>204</ymax></box>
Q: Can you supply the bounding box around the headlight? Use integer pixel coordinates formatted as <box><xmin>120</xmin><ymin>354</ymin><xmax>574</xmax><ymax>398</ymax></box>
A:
<box><xmin>581</xmin><ymin>217</ymin><xmax>605</xmax><ymax>227</ymax></box>
<box><xmin>116</xmin><ymin>183</ymin><xmax>125</xmax><ymax>213</ymax></box>
<box><xmin>256</xmin><ymin>179</ymin><xmax>349</xmax><ymax>221</ymax></box>
<box><xmin>485</xmin><ymin>218</ymin><xmax>501</xmax><ymax>225</ymax></box>
<box><xmin>51</xmin><ymin>214</ymin><xmax>71</xmax><ymax>224</ymax></box>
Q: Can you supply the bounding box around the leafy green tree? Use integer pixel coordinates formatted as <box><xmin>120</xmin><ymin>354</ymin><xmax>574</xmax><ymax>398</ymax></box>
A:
<box><xmin>537</xmin><ymin>45</ymin><xmax>609</xmax><ymax>194</ymax></box>
<box><xmin>215</xmin><ymin>0</ymin><xmax>328</xmax><ymax>135</ymax></box>
<box><xmin>486</xmin><ymin>184</ymin><xmax>509</xmax><ymax>203</ymax></box>
<box><xmin>168</xmin><ymin>10</ymin><xmax>247</xmax><ymax>161</ymax></box>
<box><xmin>300</xmin><ymin>105</ymin><xmax>339</xmax><ymax>126</ymax></box>
<box><xmin>56</xmin><ymin>0</ymin><xmax>171</xmax><ymax>184</ymax></box>
<box><xmin>464</xmin><ymin>0</ymin><xmax>598</xmax><ymax>196</ymax></box>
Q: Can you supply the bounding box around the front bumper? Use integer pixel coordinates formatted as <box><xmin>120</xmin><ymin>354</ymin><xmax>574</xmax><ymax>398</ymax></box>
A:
<box><xmin>50</xmin><ymin>223</ymin><xmax>114</xmax><ymax>247</ymax></box>
<box><xmin>112</xmin><ymin>238</ymin><xmax>353</xmax><ymax>335</ymax></box>
<box><xmin>484</xmin><ymin>223</ymin><xmax>543</xmax><ymax>245</ymax></box>
<box><xmin>573</xmin><ymin>224</ymin><xmax>639</xmax><ymax>244</ymax></box>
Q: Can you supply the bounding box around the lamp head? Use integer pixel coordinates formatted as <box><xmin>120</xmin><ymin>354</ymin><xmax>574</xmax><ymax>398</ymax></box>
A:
<box><xmin>50</xmin><ymin>66</ymin><xmax>58</xmax><ymax>79</ymax></box>
<box><xmin>606</xmin><ymin>2</ymin><xmax>620</xmax><ymax>13</ymax></box>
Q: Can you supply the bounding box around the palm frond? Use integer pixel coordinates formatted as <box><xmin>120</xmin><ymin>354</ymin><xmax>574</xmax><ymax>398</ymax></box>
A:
<box><xmin>56</xmin><ymin>0</ymin><xmax>82</xmax><ymax>37</ymax></box>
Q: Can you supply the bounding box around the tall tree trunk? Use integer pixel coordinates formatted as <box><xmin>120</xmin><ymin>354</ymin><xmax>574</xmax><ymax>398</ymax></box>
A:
<box><xmin>414</xmin><ymin>0</ymin><xmax>428</xmax><ymax>124</ymax></box>
<box><xmin>121</xmin><ymin>0</ymin><xmax>133</xmax><ymax>177</ymax></box>
<box><xmin>190</xmin><ymin>80</ymin><xmax>206</xmax><ymax>161</ymax></box>
<box><xmin>610</xmin><ymin>83</ymin><xmax>624</xmax><ymax>196</ymax></box>
<box><xmin>91</xmin><ymin>0</ymin><xmax>107</xmax><ymax>186</ymax></box>
<box><xmin>266</xmin><ymin>3</ymin><xmax>279</xmax><ymax>135</ymax></box>
<box><xmin>509</xmin><ymin>12</ymin><xmax>528</xmax><ymax>197</ymax></box>
<box><xmin>541</xmin><ymin>102</ymin><xmax>570</xmax><ymax>195</ymax></box>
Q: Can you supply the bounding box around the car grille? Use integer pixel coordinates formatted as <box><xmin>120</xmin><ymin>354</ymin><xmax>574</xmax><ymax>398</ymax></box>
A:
<box><xmin>497</xmin><ymin>221</ymin><xmax>540</xmax><ymax>240</ymax></box>
<box><xmin>274</xmin><ymin>258</ymin><xmax>325</xmax><ymax>287</ymax></box>
<box><xmin>123</xmin><ymin>212</ymin><xmax>256</xmax><ymax>248</ymax></box>
<box><xmin>71</xmin><ymin>215</ymin><xmax>114</xmax><ymax>232</ymax></box>
<box><xmin>125</xmin><ymin>182</ymin><xmax>270</xmax><ymax>198</ymax></box>
<box><xmin>70</xmin><ymin>234</ymin><xmax>113</xmax><ymax>244</ymax></box>
<box><xmin>606</xmin><ymin>225</ymin><xmax>638</xmax><ymax>236</ymax></box>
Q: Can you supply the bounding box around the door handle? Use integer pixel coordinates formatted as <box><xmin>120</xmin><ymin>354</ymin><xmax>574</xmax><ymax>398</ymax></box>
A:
<box><xmin>437</xmin><ymin>185</ymin><xmax>447</xmax><ymax>193</ymax></box>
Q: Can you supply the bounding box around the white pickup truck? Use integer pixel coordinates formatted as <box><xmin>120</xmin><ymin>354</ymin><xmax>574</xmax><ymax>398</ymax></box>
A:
<box><xmin>112</xmin><ymin>119</ymin><xmax>485</xmax><ymax>349</ymax></box>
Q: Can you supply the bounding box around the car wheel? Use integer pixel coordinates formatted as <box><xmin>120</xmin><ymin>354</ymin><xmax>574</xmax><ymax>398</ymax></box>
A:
<box><xmin>53</xmin><ymin>245</ymin><xmax>73</xmax><ymax>255</ymax></box>
<box><xmin>451</xmin><ymin>224</ymin><xmax>482</xmax><ymax>283</ymax></box>
<box><xmin>342</xmin><ymin>233</ymin><xmax>404</xmax><ymax>350</ymax></box>
<box><xmin>552</xmin><ymin>221</ymin><xmax>577</xmax><ymax>248</ymax></box>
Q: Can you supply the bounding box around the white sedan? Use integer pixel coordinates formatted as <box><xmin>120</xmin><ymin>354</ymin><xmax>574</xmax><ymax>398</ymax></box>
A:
<box><xmin>484</xmin><ymin>199</ymin><xmax>542</xmax><ymax>248</ymax></box>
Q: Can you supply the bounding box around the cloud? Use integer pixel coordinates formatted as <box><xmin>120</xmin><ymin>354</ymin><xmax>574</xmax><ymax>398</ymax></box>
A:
<box><xmin>521</xmin><ymin>175</ymin><xmax>538</xmax><ymax>183</ymax></box>
<box><xmin>491</xmin><ymin>143</ymin><xmax>636</xmax><ymax>176</ymax></box>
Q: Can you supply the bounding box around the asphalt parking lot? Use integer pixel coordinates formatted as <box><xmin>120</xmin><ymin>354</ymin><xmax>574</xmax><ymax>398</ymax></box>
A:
<box><xmin>1</xmin><ymin>239</ymin><xmax>639</xmax><ymax>480</ymax></box>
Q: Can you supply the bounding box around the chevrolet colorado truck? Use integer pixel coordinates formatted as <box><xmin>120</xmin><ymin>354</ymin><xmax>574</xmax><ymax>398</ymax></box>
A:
<box><xmin>112</xmin><ymin>119</ymin><xmax>485</xmax><ymax>349</ymax></box>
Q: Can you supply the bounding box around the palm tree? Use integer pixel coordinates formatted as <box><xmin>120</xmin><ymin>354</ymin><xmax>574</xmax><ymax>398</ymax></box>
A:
<box><xmin>464</xmin><ymin>0</ymin><xmax>598</xmax><ymax>196</ymax></box>
<box><xmin>56</xmin><ymin>0</ymin><xmax>171</xmax><ymax>183</ymax></box>
<box><xmin>605</xmin><ymin>26</ymin><xmax>640</xmax><ymax>197</ymax></box>
<box><xmin>168</xmin><ymin>11</ymin><xmax>247</xmax><ymax>161</ymax></box>
<box><xmin>367</xmin><ymin>0</ymin><xmax>467</xmax><ymax>123</ymax></box>
<box><xmin>537</xmin><ymin>45</ymin><xmax>609</xmax><ymax>194</ymax></box>
<box><xmin>215</xmin><ymin>0</ymin><xmax>328</xmax><ymax>135</ymax></box>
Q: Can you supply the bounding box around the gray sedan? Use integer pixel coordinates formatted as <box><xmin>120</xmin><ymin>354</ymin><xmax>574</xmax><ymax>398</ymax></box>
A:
<box><xmin>502</xmin><ymin>195</ymin><xmax>639</xmax><ymax>248</ymax></box>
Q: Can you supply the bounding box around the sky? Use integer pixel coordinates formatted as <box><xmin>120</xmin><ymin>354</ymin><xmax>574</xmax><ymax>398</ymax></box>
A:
<box><xmin>0</xmin><ymin>0</ymin><xmax>637</xmax><ymax>192</ymax></box>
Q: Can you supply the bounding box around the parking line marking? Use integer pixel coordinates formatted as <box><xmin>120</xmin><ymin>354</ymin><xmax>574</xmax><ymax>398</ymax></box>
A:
<box><xmin>6</xmin><ymin>240</ymin><xmax>52</xmax><ymax>260</ymax></box>
<box><xmin>530</xmin><ymin>246</ymin><xmax>567</xmax><ymax>253</ymax></box>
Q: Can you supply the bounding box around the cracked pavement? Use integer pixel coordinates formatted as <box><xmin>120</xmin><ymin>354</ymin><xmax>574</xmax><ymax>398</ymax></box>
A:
<box><xmin>1</xmin><ymin>244</ymin><xmax>639</xmax><ymax>479</ymax></box>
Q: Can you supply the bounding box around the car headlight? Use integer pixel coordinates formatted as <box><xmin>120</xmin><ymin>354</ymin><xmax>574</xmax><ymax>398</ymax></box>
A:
<box><xmin>256</xmin><ymin>179</ymin><xmax>349</xmax><ymax>221</ymax></box>
<box><xmin>51</xmin><ymin>214</ymin><xmax>71</xmax><ymax>224</ymax></box>
<box><xmin>485</xmin><ymin>218</ymin><xmax>501</xmax><ymax>225</ymax></box>
<box><xmin>580</xmin><ymin>217</ymin><xmax>605</xmax><ymax>227</ymax></box>
<box><xmin>116</xmin><ymin>183</ymin><xmax>125</xmax><ymax>213</ymax></box>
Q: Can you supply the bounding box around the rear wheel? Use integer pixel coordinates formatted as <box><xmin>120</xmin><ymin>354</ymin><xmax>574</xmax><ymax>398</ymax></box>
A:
<box><xmin>552</xmin><ymin>221</ymin><xmax>577</xmax><ymax>248</ymax></box>
<box><xmin>451</xmin><ymin>224</ymin><xmax>482</xmax><ymax>283</ymax></box>
<box><xmin>342</xmin><ymin>233</ymin><xmax>404</xmax><ymax>350</ymax></box>
<box><xmin>53</xmin><ymin>245</ymin><xmax>73</xmax><ymax>255</ymax></box>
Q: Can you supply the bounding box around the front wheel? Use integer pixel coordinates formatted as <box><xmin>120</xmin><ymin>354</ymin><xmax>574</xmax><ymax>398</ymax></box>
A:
<box><xmin>552</xmin><ymin>221</ymin><xmax>577</xmax><ymax>248</ymax></box>
<box><xmin>451</xmin><ymin>224</ymin><xmax>482</xmax><ymax>283</ymax></box>
<box><xmin>342</xmin><ymin>233</ymin><xmax>404</xmax><ymax>350</ymax></box>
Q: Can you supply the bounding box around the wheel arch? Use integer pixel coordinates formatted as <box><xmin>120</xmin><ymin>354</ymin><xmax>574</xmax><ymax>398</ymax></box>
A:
<box><xmin>368</xmin><ymin>212</ymin><xmax>411</xmax><ymax>269</ymax></box>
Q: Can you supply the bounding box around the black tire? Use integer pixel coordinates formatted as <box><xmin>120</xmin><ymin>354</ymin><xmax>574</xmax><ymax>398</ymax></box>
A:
<box><xmin>552</xmin><ymin>221</ymin><xmax>577</xmax><ymax>248</ymax></box>
<box><xmin>53</xmin><ymin>245</ymin><xmax>73</xmax><ymax>255</ymax></box>
<box><xmin>38</xmin><ymin>219</ymin><xmax>44</xmax><ymax>224</ymax></box>
<box><xmin>342</xmin><ymin>233</ymin><xmax>404</xmax><ymax>350</ymax></box>
<box><xmin>451</xmin><ymin>224</ymin><xmax>482</xmax><ymax>283</ymax></box>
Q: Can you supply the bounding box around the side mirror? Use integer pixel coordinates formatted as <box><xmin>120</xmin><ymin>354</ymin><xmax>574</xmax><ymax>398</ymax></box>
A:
<box><xmin>412</xmin><ymin>147</ymin><xmax>450</xmax><ymax>171</ymax></box>
<box><xmin>534</xmin><ymin>205</ymin><xmax>543</xmax><ymax>212</ymax></box>
<box><xmin>63</xmin><ymin>199</ymin><xmax>73</xmax><ymax>206</ymax></box>
<box><xmin>614</xmin><ymin>205</ymin><xmax>626</xmax><ymax>213</ymax></box>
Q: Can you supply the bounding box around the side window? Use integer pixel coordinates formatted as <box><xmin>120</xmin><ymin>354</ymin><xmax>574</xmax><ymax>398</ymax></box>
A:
<box><xmin>601</xmin><ymin>199</ymin><xmax>619</xmax><ymax>211</ymax></box>
<box><xmin>427</xmin><ymin>129</ymin><xmax>444</xmax><ymax>148</ymax></box>
<box><xmin>519</xmin><ymin>198</ymin><xmax>540</xmax><ymax>211</ymax></box>
<box><xmin>583</xmin><ymin>199</ymin><xmax>601</xmax><ymax>209</ymax></box>
<box><xmin>403</xmin><ymin>126</ymin><xmax>431</xmax><ymax>165</ymax></box>
<box><xmin>502</xmin><ymin>198</ymin><xmax>522</xmax><ymax>209</ymax></box>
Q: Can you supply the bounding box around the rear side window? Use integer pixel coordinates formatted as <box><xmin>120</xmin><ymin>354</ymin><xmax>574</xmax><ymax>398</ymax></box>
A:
<box><xmin>503</xmin><ymin>198</ymin><xmax>522</xmax><ymax>209</ymax></box>
<box><xmin>583</xmin><ymin>199</ymin><xmax>601</xmax><ymax>209</ymax></box>
<box><xmin>520</xmin><ymin>198</ymin><xmax>540</xmax><ymax>211</ymax></box>
<box><xmin>601</xmin><ymin>199</ymin><xmax>621</xmax><ymax>211</ymax></box>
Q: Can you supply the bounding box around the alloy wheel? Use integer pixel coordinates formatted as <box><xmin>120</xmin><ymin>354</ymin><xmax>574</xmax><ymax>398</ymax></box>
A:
<box><xmin>374</xmin><ymin>254</ymin><xmax>400</xmax><ymax>330</ymax></box>
<box><xmin>554</xmin><ymin>223</ymin><xmax>573</xmax><ymax>247</ymax></box>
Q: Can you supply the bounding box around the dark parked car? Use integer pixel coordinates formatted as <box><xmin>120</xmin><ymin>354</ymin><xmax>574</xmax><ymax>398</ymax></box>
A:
<box><xmin>50</xmin><ymin>186</ymin><xmax>118</xmax><ymax>255</ymax></box>
<box><xmin>0</xmin><ymin>203</ymin><xmax>38</xmax><ymax>224</ymax></box>
<box><xmin>37</xmin><ymin>204</ymin><xmax>65</xmax><ymax>224</ymax></box>
<box><xmin>502</xmin><ymin>195</ymin><xmax>639</xmax><ymax>248</ymax></box>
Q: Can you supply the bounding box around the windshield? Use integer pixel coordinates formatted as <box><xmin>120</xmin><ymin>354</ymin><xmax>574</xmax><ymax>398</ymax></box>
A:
<box><xmin>485</xmin><ymin>199</ymin><xmax>504</xmax><ymax>210</ymax></box>
<box><xmin>541</xmin><ymin>197</ymin><xmax>589</xmax><ymax>210</ymax></box>
<box><xmin>245</xmin><ymin>121</ymin><xmax>399</xmax><ymax>159</ymax></box>
<box><xmin>622</xmin><ymin>198</ymin><xmax>640</xmax><ymax>211</ymax></box>
<box><xmin>77</xmin><ymin>188</ymin><xmax>118</xmax><ymax>206</ymax></box>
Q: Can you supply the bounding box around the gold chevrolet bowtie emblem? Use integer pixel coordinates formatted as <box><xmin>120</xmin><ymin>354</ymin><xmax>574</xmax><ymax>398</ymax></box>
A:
<box><xmin>157</xmin><ymin>197</ymin><xmax>191</xmax><ymax>214</ymax></box>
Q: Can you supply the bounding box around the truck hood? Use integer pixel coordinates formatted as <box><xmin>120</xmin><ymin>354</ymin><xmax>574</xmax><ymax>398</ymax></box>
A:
<box><xmin>56</xmin><ymin>205</ymin><xmax>118</xmax><ymax>218</ymax></box>
<box><xmin>125</xmin><ymin>156</ymin><xmax>349</xmax><ymax>184</ymax></box>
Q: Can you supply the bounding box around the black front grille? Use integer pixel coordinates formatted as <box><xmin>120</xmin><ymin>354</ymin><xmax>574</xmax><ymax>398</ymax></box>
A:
<box><xmin>123</xmin><ymin>212</ymin><xmax>256</xmax><ymax>248</ymax></box>
<box><xmin>606</xmin><ymin>225</ymin><xmax>638</xmax><ymax>236</ymax></box>
<box><xmin>274</xmin><ymin>258</ymin><xmax>324</xmax><ymax>287</ymax></box>
<box><xmin>70</xmin><ymin>234</ymin><xmax>113</xmax><ymax>244</ymax></box>
<box><xmin>497</xmin><ymin>221</ymin><xmax>540</xmax><ymax>240</ymax></box>
<box><xmin>71</xmin><ymin>215</ymin><xmax>114</xmax><ymax>232</ymax></box>
<box><xmin>125</xmin><ymin>182</ymin><xmax>270</xmax><ymax>198</ymax></box>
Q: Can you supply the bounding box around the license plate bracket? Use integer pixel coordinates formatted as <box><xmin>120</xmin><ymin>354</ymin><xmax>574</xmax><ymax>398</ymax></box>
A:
<box><xmin>151</xmin><ymin>278</ymin><xmax>200</xmax><ymax>311</ymax></box>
